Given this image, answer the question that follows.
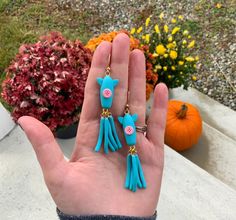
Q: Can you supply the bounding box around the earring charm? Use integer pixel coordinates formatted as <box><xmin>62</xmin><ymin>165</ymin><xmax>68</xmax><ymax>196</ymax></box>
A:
<box><xmin>94</xmin><ymin>67</ymin><xmax>122</xmax><ymax>154</ymax></box>
<box><xmin>118</xmin><ymin>104</ymin><xmax>147</xmax><ymax>192</ymax></box>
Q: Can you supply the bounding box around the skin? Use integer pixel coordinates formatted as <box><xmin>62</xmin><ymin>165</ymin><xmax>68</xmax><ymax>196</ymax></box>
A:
<box><xmin>18</xmin><ymin>33</ymin><xmax>168</xmax><ymax>217</ymax></box>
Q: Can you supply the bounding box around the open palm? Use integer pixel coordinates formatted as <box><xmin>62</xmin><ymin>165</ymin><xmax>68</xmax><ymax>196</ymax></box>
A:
<box><xmin>18</xmin><ymin>33</ymin><xmax>168</xmax><ymax>217</ymax></box>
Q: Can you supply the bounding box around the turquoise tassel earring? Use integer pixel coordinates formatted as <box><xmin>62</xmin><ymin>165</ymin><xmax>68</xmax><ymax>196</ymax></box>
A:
<box><xmin>95</xmin><ymin>67</ymin><xmax>122</xmax><ymax>154</ymax></box>
<box><xmin>118</xmin><ymin>105</ymin><xmax>147</xmax><ymax>192</ymax></box>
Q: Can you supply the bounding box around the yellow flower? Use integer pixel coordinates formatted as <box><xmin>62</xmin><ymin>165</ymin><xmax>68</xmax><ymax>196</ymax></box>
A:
<box><xmin>164</xmin><ymin>53</ymin><xmax>169</xmax><ymax>58</ymax></box>
<box><xmin>171</xmin><ymin>18</ymin><xmax>177</xmax><ymax>23</ymax></box>
<box><xmin>152</xmin><ymin>53</ymin><xmax>159</xmax><ymax>57</ymax></box>
<box><xmin>194</xmin><ymin>64</ymin><xmax>197</xmax><ymax>68</ymax></box>
<box><xmin>154</xmin><ymin>24</ymin><xmax>160</xmax><ymax>34</ymax></box>
<box><xmin>168</xmin><ymin>75</ymin><xmax>172</xmax><ymax>79</ymax></box>
<box><xmin>164</xmin><ymin>25</ymin><xmax>169</xmax><ymax>33</ymax></box>
<box><xmin>163</xmin><ymin>66</ymin><xmax>168</xmax><ymax>71</ymax></box>
<box><xmin>145</xmin><ymin>17</ymin><xmax>151</xmax><ymax>27</ymax></box>
<box><xmin>156</xmin><ymin>65</ymin><xmax>162</xmax><ymax>69</ymax></box>
<box><xmin>137</xmin><ymin>26</ymin><xmax>143</xmax><ymax>34</ymax></box>
<box><xmin>188</xmin><ymin>40</ymin><xmax>195</xmax><ymax>48</ymax></box>
<box><xmin>188</xmin><ymin>35</ymin><xmax>192</xmax><ymax>39</ymax></box>
<box><xmin>145</xmin><ymin>34</ymin><xmax>150</xmax><ymax>43</ymax></box>
<box><xmin>178</xmin><ymin>15</ymin><xmax>184</xmax><ymax>20</ymax></box>
<box><xmin>192</xmin><ymin>75</ymin><xmax>197</xmax><ymax>81</ymax></box>
<box><xmin>168</xmin><ymin>36</ymin><xmax>173</xmax><ymax>42</ymax></box>
<box><xmin>178</xmin><ymin>61</ymin><xmax>184</xmax><ymax>65</ymax></box>
<box><xmin>130</xmin><ymin>28</ymin><xmax>136</xmax><ymax>35</ymax></box>
<box><xmin>216</xmin><ymin>3</ymin><xmax>222</xmax><ymax>8</ymax></box>
<box><xmin>195</xmin><ymin>55</ymin><xmax>199</xmax><ymax>61</ymax></box>
<box><xmin>182</xmin><ymin>40</ymin><xmax>187</xmax><ymax>45</ymax></box>
<box><xmin>170</xmin><ymin>50</ymin><xmax>178</xmax><ymax>59</ymax></box>
<box><xmin>185</xmin><ymin>56</ymin><xmax>195</xmax><ymax>62</ymax></box>
<box><xmin>167</xmin><ymin>43</ymin><xmax>175</xmax><ymax>49</ymax></box>
<box><xmin>159</xmin><ymin>12</ymin><xmax>164</xmax><ymax>20</ymax></box>
<box><xmin>183</xmin><ymin>30</ymin><xmax>189</xmax><ymax>36</ymax></box>
<box><xmin>156</xmin><ymin>44</ymin><xmax>166</xmax><ymax>55</ymax></box>
<box><xmin>142</xmin><ymin>35</ymin><xmax>145</xmax><ymax>40</ymax></box>
<box><xmin>171</xmin><ymin>66</ymin><xmax>176</xmax><ymax>70</ymax></box>
<box><xmin>172</xmin><ymin>27</ymin><xmax>180</xmax><ymax>35</ymax></box>
<box><xmin>173</xmin><ymin>41</ymin><xmax>177</xmax><ymax>47</ymax></box>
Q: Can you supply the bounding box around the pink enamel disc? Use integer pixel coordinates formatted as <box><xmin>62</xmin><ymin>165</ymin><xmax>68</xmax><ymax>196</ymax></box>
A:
<box><xmin>125</xmin><ymin>126</ymin><xmax>134</xmax><ymax>135</ymax></box>
<box><xmin>103</xmin><ymin>88</ymin><xmax>112</xmax><ymax>98</ymax></box>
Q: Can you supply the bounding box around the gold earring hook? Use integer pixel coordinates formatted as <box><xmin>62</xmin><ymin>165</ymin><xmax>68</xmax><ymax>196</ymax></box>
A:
<box><xmin>124</xmin><ymin>91</ymin><xmax>131</xmax><ymax>114</ymax></box>
<box><xmin>105</xmin><ymin>66</ymin><xmax>111</xmax><ymax>76</ymax></box>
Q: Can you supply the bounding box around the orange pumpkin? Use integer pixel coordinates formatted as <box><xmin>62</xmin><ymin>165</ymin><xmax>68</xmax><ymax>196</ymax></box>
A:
<box><xmin>165</xmin><ymin>100</ymin><xmax>202</xmax><ymax>151</ymax></box>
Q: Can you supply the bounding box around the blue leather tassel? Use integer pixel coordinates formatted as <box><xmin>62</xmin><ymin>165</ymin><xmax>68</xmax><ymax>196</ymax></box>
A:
<box><xmin>136</xmin><ymin>154</ymin><xmax>147</xmax><ymax>188</ymax></box>
<box><xmin>107</xmin><ymin>121</ymin><xmax>118</xmax><ymax>151</ymax></box>
<box><xmin>104</xmin><ymin>118</ymin><xmax>109</xmax><ymax>154</ymax></box>
<box><xmin>95</xmin><ymin>117</ymin><xmax>105</xmax><ymax>152</ymax></box>
<box><xmin>109</xmin><ymin>116</ymin><xmax>122</xmax><ymax>149</ymax></box>
<box><xmin>125</xmin><ymin>154</ymin><xmax>131</xmax><ymax>189</ymax></box>
<box><xmin>125</xmin><ymin>153</ymin><xmax>146</xmax><ymax>192</ymax></box>
<box><xmin>94</xmin><ymin>114</ymin><xmax>121</xmax><ymax>153</ymax></box>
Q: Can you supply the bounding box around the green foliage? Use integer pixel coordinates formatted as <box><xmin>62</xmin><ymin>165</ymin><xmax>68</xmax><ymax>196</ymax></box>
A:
<box><xmin>0</xmin><ymin>0</ymin><xmax>94</xmax><ymax>107</ymax></box>
<box><xmin>0</xmin><ymin>0</ymin><xmax>25</xmax><ymax>13</ymax></box>
<box><xmin>0</xmin><ymin>16</ymin><xmax>37</xmax><ymax>74</ymax></box>
<box><xmin>181</xmin><ymin>20</ymin><xmax>201</xmax><ymax>35</ymax></box>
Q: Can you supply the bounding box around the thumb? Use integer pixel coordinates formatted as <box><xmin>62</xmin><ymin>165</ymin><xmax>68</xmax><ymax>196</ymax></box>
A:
<box><xmin>18</xmin><ymin>116</ymin><xmax>65</xmax><ymax>173</ymax></box>
<box><xmin>147</xmin><ymin>83</ymin><xmax>168</xmax><ymax>147</ymax></box>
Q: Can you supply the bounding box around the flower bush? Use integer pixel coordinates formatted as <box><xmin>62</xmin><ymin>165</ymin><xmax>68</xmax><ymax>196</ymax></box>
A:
<box><xmin>130</xmin><ymin>13</ymin><xmax>199</xmax><ymax>94</ymax></box>
<box><xmin>86</xmin><ymin>30</ymin><xmax>158</xmax><ymax>100</ymax></box>
<box><xmin>1</xmin><ymin>32</ymin><xmax>92</xmax><ymax>132</ymax></box>
<box><xmin>85</xmin><ymin>30</ymin><xmax>140</xmax><ymax>51</ymax></box>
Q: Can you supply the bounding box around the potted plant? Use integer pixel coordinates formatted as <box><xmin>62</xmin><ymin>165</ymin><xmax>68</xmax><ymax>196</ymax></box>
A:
<box><xmin>130</xmin><ymin>13</ymin><xmax>199</xmax><ymax>99</ymax></box>
<box><xmin>1</xmin><ymin>32</ymin><xmax>92</xmax><ymax>138</ymax></box>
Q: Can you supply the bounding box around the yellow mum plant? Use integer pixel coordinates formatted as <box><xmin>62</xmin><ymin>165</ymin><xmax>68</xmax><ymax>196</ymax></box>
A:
<box><xmin>130</xmin><ymin>13</ymin><xmax>199</xmax><ymax>92</ymax></box>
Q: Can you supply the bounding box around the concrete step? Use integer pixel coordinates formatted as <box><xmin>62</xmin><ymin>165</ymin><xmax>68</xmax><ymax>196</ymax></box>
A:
<box><xmin>0</xmin><ymin>126</ymin><xmax>56</xmax><ymax>220</ymax></box>
<box><xmin>0</xmin><ymin>103</ymin><xmax>15</xmax><ymax>140</ymax></box>
<box><xmin>158</xmin><ymin>146</ymin><xmax>236</xmax><ymax>220</ymax></box>
<box><xmin>181</xmin><ymin>122</ymin><xmax>236</xmax><ymax>190</ymax></box>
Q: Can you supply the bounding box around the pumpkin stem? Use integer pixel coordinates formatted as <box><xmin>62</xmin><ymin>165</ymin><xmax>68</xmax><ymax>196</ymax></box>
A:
<box><xmin>177</xmin><ymin>104</ymin><xmax>188</xmax><ymax>119</ymax></box>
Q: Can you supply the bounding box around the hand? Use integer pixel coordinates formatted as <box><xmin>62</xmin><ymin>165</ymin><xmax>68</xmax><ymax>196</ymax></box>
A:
<box><xmin>18</xmin><ymin>33</ymin><xmax>168</xmax><ymax>217</ymax></box>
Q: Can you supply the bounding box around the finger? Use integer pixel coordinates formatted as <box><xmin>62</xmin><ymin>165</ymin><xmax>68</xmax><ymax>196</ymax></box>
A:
<box><xmin>110</xmin><ymin>33</ymin><xmax>130</xmax><ymax>115</ymax></box>
<box><xmin>18</xmin><ymin>116</ymin><xmax>66</xmax><ymax>173</ymax></box>
<box><xmin>146</xmin><ymin>83</ymin><xmax>168</xmax><ymax>147</ymax></box>
<box><xmin>80</xmin><ymin>41</ymin><xmax>112</xmax><ymax>123</ymax></box>
<box><xmin>128</xmin><ymin>49</ymin><xmax>146</xmax><ymax>125</ymax></box>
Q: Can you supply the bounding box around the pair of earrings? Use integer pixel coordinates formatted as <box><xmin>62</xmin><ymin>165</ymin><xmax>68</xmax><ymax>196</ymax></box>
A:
<box><xmin>94</xmin><ymin>67</ymin><xmax>146</xmax><ymax>192</ymax></box>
